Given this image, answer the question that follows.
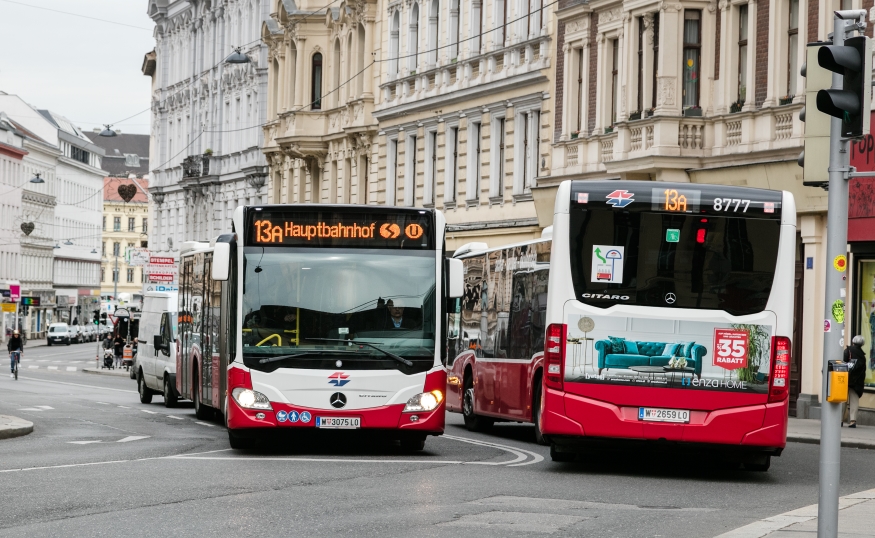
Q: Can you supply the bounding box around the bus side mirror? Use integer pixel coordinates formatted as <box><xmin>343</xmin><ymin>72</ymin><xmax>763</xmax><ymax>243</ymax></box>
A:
<box><xmin>212</xmin><ymin>242</ymin><xmax>231</xmax><ymax>281</ymax></box>
<box><xmin>448</xmin><ymin>258</ymin><xmax>464</xmax><ymax>298</ymax></box>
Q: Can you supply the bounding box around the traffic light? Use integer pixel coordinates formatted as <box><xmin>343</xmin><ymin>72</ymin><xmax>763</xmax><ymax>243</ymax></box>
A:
<box><xmin>93</xmin><ymin>310</ymin><xmax>99</xmax><ymax>325</ymax></box>
<box><xmin>816</xmin><ymin>35</ymin><xmax>872</xmax><ymax>138</ymax></box>
<box><xmin>100</xmin><ymin>312</ymin><xmax>107</xmax><ymax>322</ymax></box>
<box><xmin>800</xmin><ymin>43</ymin><xmax>833</xmax><ymax>187</ymax></box>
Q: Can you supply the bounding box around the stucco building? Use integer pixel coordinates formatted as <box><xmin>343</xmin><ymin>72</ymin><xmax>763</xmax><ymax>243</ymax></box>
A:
<box><xmin>100</xmin><ymin>177</ymin><xmax>151</xmax><ymax>302</ymax></box>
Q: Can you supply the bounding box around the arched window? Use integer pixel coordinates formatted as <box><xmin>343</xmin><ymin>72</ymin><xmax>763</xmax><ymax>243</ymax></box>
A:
<box><xmin>357</xmin><ymin>24</ymin><xmax>366</xmax><ymax>95</ymax></box>
<box><xmin>427</xmin><ymin>0</ymin><xmax>439</xmax><ymax>66</ymax></box>
<box><xmin>311</xmin><ymin>53</ymin><xmax>323</xmax><ymax>110</ymax></box>
<box><xmin>408</xmin><ymin>3</ymin><xmax>419</xmax><ymax>73</ymax></box>
<box><xmin>288</xmin><ymin>42</ymin><xmax>297</xmax><ymax>106</ymax></box>
<box><xmin>390</xmin><ymin>11</ymin><xmax>400</xmax><ymax>78</ymax></box>
<box><xmin>271</xmin><ymin>58</ymin><xmax>280</xmax><ymax>117</ymax></box>
<box><xmin>450</xmin><ymin>0</ymin><xmax>460</xmax><ymax>60</ymax></box>
<box><xmin>347</xmin><ymin>33</ymin><xmax>354</xmax><ymax>100</ymax></box>
<box><xmin>333</xmin><ymin>39</ymin><xmax>342</xmax><ymax>107</ymax></box>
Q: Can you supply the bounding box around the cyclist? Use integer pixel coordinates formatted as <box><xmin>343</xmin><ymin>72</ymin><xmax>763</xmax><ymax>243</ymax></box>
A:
<box><xmin>7</xmin><ymin>329</ymin><xmax>23</xmax><ymax>378</ymax></box>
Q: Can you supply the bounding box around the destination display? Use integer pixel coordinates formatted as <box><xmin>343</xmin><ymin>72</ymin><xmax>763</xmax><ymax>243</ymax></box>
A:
<box><xmin>244</xmin><ymin>207</ymin><xmax>434</xmax><ymax>249</ymax></box>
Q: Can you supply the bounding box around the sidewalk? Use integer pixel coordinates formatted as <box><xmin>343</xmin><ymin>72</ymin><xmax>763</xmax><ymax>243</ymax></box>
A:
<box><xmin>0</xmin><ymin>415</ymin><xmax>33</xmax><ymax>440</ymax></box>
<box><xmin>788</xmin><ymin>418</ymin><xmax>875</xmax><ymax>449</ymax></box>
<box><xmin>715</xmin><ymin>488</ymin><xmax>875</xmax><ymax>537</ymax></box>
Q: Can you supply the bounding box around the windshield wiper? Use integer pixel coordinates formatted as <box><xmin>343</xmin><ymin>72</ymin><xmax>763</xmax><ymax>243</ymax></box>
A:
<box><xmin>308</xmin><ymin>338</ymin><xmax>414</xmax><ymax>367</ymax></box>
<box><xmin>251</xmin><ymin>350</ymin><xmax>358</xmax><ymax>364</ymax></box>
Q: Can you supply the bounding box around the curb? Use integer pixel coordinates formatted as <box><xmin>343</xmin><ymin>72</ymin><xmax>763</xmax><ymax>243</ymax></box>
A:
<box><xmin>0</xmin><ymin>416</ymin><xmax>34</xmax><ymax>440</ymax></box>
<box><xmin>81</xmin><ymin>368</ymin><xmax>131</xmax><ymax>378</ymax></box>
<box><xmin>787</xmin><ymin>433</ymin><xmax>875</xmax><ymax>450</ymax></box>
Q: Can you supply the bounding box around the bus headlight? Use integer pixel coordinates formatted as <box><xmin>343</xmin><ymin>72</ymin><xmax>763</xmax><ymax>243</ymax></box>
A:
<box><xmin>231</xmin><ymin>387</ymin><xmax>273</xmax><ymax>410</ymax></box>
<box><xmin>404</xmin><ymin>390</ymin><xmax>444</xmax><ymax>412</ymax></box>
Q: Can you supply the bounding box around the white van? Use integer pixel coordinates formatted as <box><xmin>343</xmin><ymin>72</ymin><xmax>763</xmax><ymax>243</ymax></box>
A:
<box><xmin>136</xmin><ymin>292</ymin><xmax>179</xmax><ymax>407</ymax></box>
<box><xmin>47</xmin><ymin>323</ymin><xmax>72</xmax><ymax>346</ymax></box>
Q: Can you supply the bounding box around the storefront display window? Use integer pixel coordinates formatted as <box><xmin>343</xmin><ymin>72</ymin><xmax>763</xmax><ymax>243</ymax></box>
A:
<box><xmin>857</xmin><ymin>259</ymin><xmax>875</xmax><ymax>387</ymax></box>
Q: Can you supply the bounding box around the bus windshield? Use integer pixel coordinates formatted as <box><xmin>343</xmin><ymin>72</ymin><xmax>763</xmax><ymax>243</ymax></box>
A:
<box><xmin>241</xmin><ymin>248</ymin><xmax>436</xmax><ymax>373</ymax></box>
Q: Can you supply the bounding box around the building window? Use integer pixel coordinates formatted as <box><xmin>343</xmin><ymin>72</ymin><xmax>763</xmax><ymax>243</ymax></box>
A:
<box><xmin>738</xmin><ymin>4</ymin><xmax>749</xmax><ymax>103</ymax></box>
<box><xmin>70</xmin><ymin>146</ymin><xmax>90</xmax><ymax>165</ymax></box>
<box><xmin>446</xmin><ymin>126</ymin><xmax>458</xmax><ymax>204</ymax></box>
<box><xmin>113</xmin><ymin>217</ymin><xmax>121</xmax><ymax>231</ymax></box>
<box><xmin>637</xmin><ymin>18</ymin><xmax>645</xmax><ymax>113</ymax></box>
<box><xmin>102</xmin><ymin>242</ymin><xmax>106</xmax><ymax>257</ymax></box>
<box><xmin>390</xmin><ymin>11</ymin><xmax>401</xmax><ymax>77</ymax></box>
<box><xmin>126</xmin><ymin>269</ymin><xmax>134</xmax><ymax>283</ymax></box>
<box><xmin>101</xmin><ymin>268</ymin><xmax>105</xmax><ymax>282</ymax></box>
<box><xmin>140</xmin><ymin>240</ymin><xmax>148</xmax><ymax>248</ymax></box>
<box><xmin>142</xmin><ymin>218</ymin><xmax>148</xmax><ymax>233</ymax></box>
<box><xmin>128</xmin><ymin>217</ymin><xmax>135</xmax><ymax>232</ymax></box>
<box><xmin>405</xmin><ymin>134</ymin><xmax>417</xmax><ymax>206</ymax></box>
<box><xmin>112</xmin><ymin>269</ymin><xmax>119</xmax><ymax>283</ymax></box>
<box><xmin>467</xmin><ymin>122</ymin><xmax>482</xmax><ymax>203</ymax></box>
<box><xmin>472</xmin><ymin>0</ymin><xmax>483</xmax><ymax>52</ymax></box>
<box><xmin>360</xmin><ymin>154</ymin><xmax>369</xmax><ymax>204</ymax></box>
<box><xmin>113</xmin><ymin>242</ymin><xmax>120</xmax><ymax>256</ymax></box>
<box><xmin>491</xmin><ymin>117</ymin><xmax>506</xmax><ymax>198</ymax></box>
<box><xmin>787</xmin><ymin>0</ymin><xmax>799</xmax><ymax>97</ymax></box>
<box><xmin>682</xmin><ymin>10</ymin><xmax>701</xmax><ymax>108</ymax></box>
<box><xmin>426</xmin><ymin>130</ymin><xmax>438</xmax><ymax>205</ymax></box>
<box><xmin>142</xmin><ymin>270</ymin><xmax>148</xmax><ymax>283</ymax></box>
<box><xmin>409</xmin><ymin>3</ymin><xmax>420</xmax><ymax>72</ymax></box>
<box><xmin>611</xmin><ymin>39</ymin><xmax>619</xmax><ymax>124</ymax></box>
<box><xmin>124</xmin><ymin>154</ymin><xmax>140</xmax><ymax>167</ymax></box>
<box><xmin>652</xmin><ymin>12</ymin><xmax>660</xmax><ymax>109</ymax></box>
<box><xmin>427</xmin><ymin>0</ymin><xmax>439</xmax><ymax>66</ymax></box>
<box><xmin>312</xmin><ymin>53</ymin><xmax>323</xmax><ymax>110</ymax></box>
<box><xmin>450</xmin><ymin>0</ymin><xmax>460</xmax><ymax>60</ymax></box>
<box><xmin>102</xmin><ymin>216</ymin><xmax>106</xmax><ymax>231</ymax></box>
<box><xmin>528</xmin><ymin>0</ymin><xmax>544</xmax><ymax>37</ymax></box>
<box><xmin>576</xmin><ymin>49</ymin><xmax>584</xmax><ymax>132</ymax></box>
<box><xmin>387</xmin><ymin>138</ymin><xmax>398</xmax><ymax>205</ymax></box>
<box><xmin>496</xmin><ymin>0</ymin><xmax>507</xmax><ymax>46</ymax></box>
<box><xmin>524</xmin><ymin>111</ymin><xmax>539</xmax><ymax>191</ymax></box>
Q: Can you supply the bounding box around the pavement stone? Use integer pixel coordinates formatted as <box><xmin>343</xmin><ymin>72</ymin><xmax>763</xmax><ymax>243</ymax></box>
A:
<box><xmin>81</xmin><ymin>367</ymin><xmax>132</xmax><ymax>377</ymax></box>
<box><xmin>787</xmin><ymin>418</ymin><xmax>875</xmax><ymax>449</ymax></box>
<box><xmin>0</xmin><ymin>415</ymin><xmax>34</xmax><ymax>440</ymax></box>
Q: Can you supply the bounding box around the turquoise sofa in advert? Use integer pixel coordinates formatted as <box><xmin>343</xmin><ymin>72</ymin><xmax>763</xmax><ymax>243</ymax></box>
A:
<box><xmin>594</xmin><ymin>339</ymin><xmax>706</xmax><ymax>379</ymax></box>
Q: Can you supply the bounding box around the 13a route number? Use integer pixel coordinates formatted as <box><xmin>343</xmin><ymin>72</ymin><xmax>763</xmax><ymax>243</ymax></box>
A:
<box><xmin>713</xmin><ymin>198</ymin><xmax>750</xmax><ymax>212</ymax></box>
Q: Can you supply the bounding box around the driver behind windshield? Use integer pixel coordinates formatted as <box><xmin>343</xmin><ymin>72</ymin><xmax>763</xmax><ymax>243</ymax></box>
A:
<box><xmin>382</xmin><ymin>299</ymin><xmax>420</xmax><ymax>330</ymax></box>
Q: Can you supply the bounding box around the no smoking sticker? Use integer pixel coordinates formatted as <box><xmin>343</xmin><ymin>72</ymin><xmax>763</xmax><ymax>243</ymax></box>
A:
<box><xmin>834</xmin><ymin>255</ymin><xmax>847</xmax><ymax>272</ymax></box>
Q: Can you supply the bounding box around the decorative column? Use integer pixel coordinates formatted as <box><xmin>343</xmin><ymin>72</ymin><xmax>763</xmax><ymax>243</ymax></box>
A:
<box><xmin>562</xmin><ymin>42</ymin><xmax>573</xmax><ymax>140</ymax></box>
<box><xmin>654</xmin><ymin>2</ymin><xmax>681</xmax><ymax>116</ymax></box>
<box><xmin>363</xmin><ymin>20</ymin><xmax>375</xmax><ymax>97</ymax></box>
<box><xmin>295</xmin><ymin>37</ymin><xmax>307</xmax><ymax>108</ymax></box>
<box><xmin>742</xmin><ymin>0</ymin><xmax>756</xmax><ymax>112</ymax></box>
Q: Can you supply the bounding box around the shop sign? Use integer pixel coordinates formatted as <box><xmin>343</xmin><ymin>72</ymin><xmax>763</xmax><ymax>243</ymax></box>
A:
<box><xmin>1</xmin><ymin>304</ymin><xmax>16</xmax><ymax>313</ymax></box>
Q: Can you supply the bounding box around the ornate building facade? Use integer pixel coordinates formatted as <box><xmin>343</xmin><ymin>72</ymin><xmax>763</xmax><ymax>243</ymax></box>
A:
<box><xmin>145</xmin><ymin>0</ymin><xmax>270</xmax><ymax>260</ymax></box>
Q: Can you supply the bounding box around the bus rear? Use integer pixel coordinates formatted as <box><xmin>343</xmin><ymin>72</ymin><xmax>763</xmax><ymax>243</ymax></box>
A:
<box><xmin>541</xmin><ymin>181</ymin><xmax>796</xmax><ymax>470</ymax></box>
<box><xmin>222</xmin><ymin>205</ymin><xmax>456</xmax><ymax>449</ymax></box>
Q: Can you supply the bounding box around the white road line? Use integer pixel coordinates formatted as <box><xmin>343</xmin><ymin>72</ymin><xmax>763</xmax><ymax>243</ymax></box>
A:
<box><xmin>172</xmin><ymin>456</ymin><xmax>467</xmax><ymax>464</ymax></box>
<box><xmin>117</xmin><ymin>436</ymin><xmax>150</xmax><ymax>443</ymax></box>
<box><xmin>35</xmin><ymin>406</ymin><xmax>53</xmax><ymax>410</ymax></box>
<box><xmin>141</xmin><ymin>410</ymin><xmax>158</xmax><ymax>414</ymax></box>
<box><xmin>17</xmin><ymin>376</ymin><xmax>137</xmax><ymax>394</ymax></box>
<box><xmin>47</xmin><ymin>366</ymin><xmax>58</xmax><ymax>370</ymax></box>
<box><xmin>36</xmin><ymin>360</ymin><xmax>48</xmax><ymax>363</ymax></box>
<box><xmin>67</xmin><ymin>441</ymin><xmax>102</xmax><ymax>445</ymax></box>
<box><xmin>0</xmin><ymin>448</ymin><xmax>232</xmax><ymax>474</ymax></box>
<box><xmin>166</xmin><ymin>415</ymin><xmax>184</xmax><ymax>420</ymax></box>
<box><xmin>18</xmin><ymin>408</ymin><xmax>45</xmax><ymax>412</ymax></box>
<box><xmin>27</xmin><ymin>365</ymin><xmax>38</xmax><ymax>369</ymax></box>
<box><xmin>117</xmin><ymin>406</ymin><xmax>130</xmax><ymax>409</ymax></box>
<box><xmin>194</xmin><ymin>422</ymin><xmax>215</xmax><ymax>427</ymax></box>
<box><xmin>95</xmin><ymin>402</ymin><xmax>110</xmax><ymax>405</ymax></box>
<box><xmin>66</xmin><ymin>367</ymin><xmax>76</xmax><ymax>372</ymax></box>
<box><xmin>443</xmin><ymin>434</ymin><xmax>545</xmax><ymax>466</ymax></box>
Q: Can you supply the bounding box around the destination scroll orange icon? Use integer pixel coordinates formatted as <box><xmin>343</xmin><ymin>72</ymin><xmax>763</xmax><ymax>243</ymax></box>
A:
<box><xmin>405</xmin><ymin>223</ymin><xmax>424</xmax><ymax>239</ymax></box>
<box><xmin>380</xmin><ymin>223</ymin><xmax>401</xmax><ymax>239</ymax></box>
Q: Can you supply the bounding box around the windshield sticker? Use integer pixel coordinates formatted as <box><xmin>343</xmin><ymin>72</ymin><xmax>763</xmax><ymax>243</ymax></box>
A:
<box><xmin>300</xmin><ymin>412</ymin><xmax>311</xmax><ymax>423</ymax></box>
<box><xmin>665</xmin><ymin>229</ymin><xmax>680</xmax><ymax>243</ymax></box>
<box><xmin>606</xmin><ymin>189</ymin><xmax>635</xmax><ymax>208</ymax></box>
<box><xmin>577</xmin><ymin>193</ymin><xmax>589</xmax><ymax>204</ymax></box>
<box><xmin>565</xmin><ymin>313</ymin><xmax>774</xmax><ymax>394</ymax></box>
<box><xmin>591</xmin><ymin>246</ymin><xmax>624</xmax><ymax>284</ymax></box>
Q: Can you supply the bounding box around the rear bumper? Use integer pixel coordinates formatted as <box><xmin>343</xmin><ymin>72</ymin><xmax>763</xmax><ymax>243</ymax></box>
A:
<box><xmin>540</xmin><ymin>387</ymin><xmax>788</xmax><ymax>451</ymax></box>
<box><xmin>227</xmin><ymin>397</ymin><xmax>445</xmax><ymax>435</ymax></box>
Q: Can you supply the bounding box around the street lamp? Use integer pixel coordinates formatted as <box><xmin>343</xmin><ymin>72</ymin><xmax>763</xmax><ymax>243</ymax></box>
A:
<box><xmin>29</xmin><ymin>173</ymin><xmax>44</xmax><ymax>184</ymax></box>
<box><xmin>152</xmin><ymin>187</ymin><xmax>165</xmax><ymax>204</ymax></box>
<box><xmin>226</xmin><ymin>47</ymin><xmax>250</xmax><ymax>64</ymax></box>
<box><xmin>63</xmin><ymin>239</ymin><xmax>73</xmax><ymax>246</ymax></box>
<box><xmin>99</xmin><ymin>124</ymin><xmax>117</xmax><ymax>137</ymax></box>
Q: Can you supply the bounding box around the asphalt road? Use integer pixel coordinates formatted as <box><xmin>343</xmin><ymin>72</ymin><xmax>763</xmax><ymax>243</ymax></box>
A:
<box><xmin>2</xmin><ymin>344</ymin><xmax>875</xmax><ymax>537</ymax></box>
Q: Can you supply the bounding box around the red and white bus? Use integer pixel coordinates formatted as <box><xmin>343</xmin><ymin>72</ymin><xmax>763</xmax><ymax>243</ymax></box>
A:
<box><xmin>446</xmin><ymin>181</ymin><xmax>795</xmax><ymax>470</ymax></box>
<box><xmin>176</xmin><ymin>205</ymin><xmax>462</xmax><ymax>449</ymax></box>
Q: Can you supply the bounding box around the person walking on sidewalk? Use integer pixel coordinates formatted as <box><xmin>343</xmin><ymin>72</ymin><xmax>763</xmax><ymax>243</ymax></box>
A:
<box><xmin>7</xmin><ymin>329</ymin><xmax>23</xmax><ymax>379</ymax></box>
<box><xmin>844</xmin><ymin>335</ymin><xmax>867</xmax><ymax>428</ymax></box>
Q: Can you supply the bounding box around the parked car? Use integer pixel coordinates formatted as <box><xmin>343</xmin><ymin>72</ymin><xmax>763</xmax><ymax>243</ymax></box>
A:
<box><xmin>47</xmin><ymin>323</ymin><xmax>72</xmax><ymax>346</ymax></box>
<box><xmin>82</xmin><ymin>325</ymin><xmax>97</xmax><ymax>342</ymax></box>
<box><xmin>136</xmin><ymin>292</ymin><xmax>179</xmax><ymax>407</ymax></box>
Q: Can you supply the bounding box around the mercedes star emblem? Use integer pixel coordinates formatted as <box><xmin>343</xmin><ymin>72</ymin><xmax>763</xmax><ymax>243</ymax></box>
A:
<box><xmin>330</xmin><ymin>392</ymin><xmax>347</xmax><ymax>409</ymax></box>
<box><xmin>336</xmin><ymin>360</ymin><xmax>343</xmax><ymax>368</ymax></box>
<box><xmin>664</xmin><ymin>292</ymin><xmax>677</xmax><ymax>305</ymax></box>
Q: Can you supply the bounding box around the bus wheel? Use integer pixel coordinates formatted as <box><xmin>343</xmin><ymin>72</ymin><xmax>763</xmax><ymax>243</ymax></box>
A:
<box><xmin>533</xmin><ymin>380</ymin><xmax>548</xmax><ymax>446</ymax></box>
<box><xmin>400</xmin><ymin>435</ymin><xmax>426</xmax><ymax>451</ymax></box>
<box><xmin>228</xmin><ymin>431</ymin><xmax>256</xmax><ymax>450</ymax></box>
<box><xmin>550</xmin><ymin>444</ymin><xmax>576</xmax><ymax>463</ymax></box>
<box><xmin>137</xmin><ymin>372</ymin><xmax>153</xmax><ymax>404</ymax></box>
<box><xmin>462</xmin><ymin>377</ymin><xmax>494</xmax><ymax>432</ymax></box>
<box><xmin>163</xmin><ymin>377</ymin><xmax>178</xmax><ymax>408</ymax></box>
<box><xmin>743</xmin><ymin>455</ymin><xmax>771</xmax><ymax>472</ymax></box>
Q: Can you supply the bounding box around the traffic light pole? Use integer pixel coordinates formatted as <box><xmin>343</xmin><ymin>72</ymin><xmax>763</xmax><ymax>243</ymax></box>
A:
<box><xmin>818</xmin><ymin>12</ymin><xmax>865</xmax><ymax>538</ymax></box>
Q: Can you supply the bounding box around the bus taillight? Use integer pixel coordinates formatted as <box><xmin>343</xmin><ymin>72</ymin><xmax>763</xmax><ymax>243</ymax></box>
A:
<box><xmin>544</xmin><ymin>323</ymin><xmax>567</xmax><ymax>391</ymax></box>
<box><xmin>768</xmin><ymin>336</ymin><xmax>791</xmax><ymax>403</ymax></box>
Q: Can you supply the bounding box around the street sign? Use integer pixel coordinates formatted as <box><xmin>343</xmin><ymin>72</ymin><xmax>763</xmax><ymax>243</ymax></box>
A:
<box><xmin>146</xmin><ymin>264</ymin><xmax>178</xmax><ymax>275</ymax></box>
<box><xmin>113</xmin><ymin>308</ymin><xmax>131</xmax><ymax>318</ymax></box>
<box><xmin>128</xmin><ymin>248</ymin><xmax>150</xmax><ymax>267</ymax></box>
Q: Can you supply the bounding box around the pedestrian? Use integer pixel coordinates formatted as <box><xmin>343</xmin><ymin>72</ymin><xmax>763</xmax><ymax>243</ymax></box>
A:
<box><xmin>7</xmin><ymin>329</ymin><xmax>23</xmax><ymax>378</ymax></box>
<box><xmin>844</xmin><ymin>335</ymin><xmax>868</xmax><ymax>428</ymax></box>
<box><xmin>113</xmin><ymin>333</ymin><xmax>125</xmax><ymax>369</ymax></box>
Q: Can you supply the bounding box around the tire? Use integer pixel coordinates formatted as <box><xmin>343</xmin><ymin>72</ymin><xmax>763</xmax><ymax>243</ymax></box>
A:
<box><xmin>400</xmin><ymin>435</ymin><xmax>426</xmax><ymax>451</ymax></box>
<box><xmin>193</xmin><ymin>376</ymin><xmax>212</xmax><ymax>420</ymax></box>
<box><xmin>163</xmin><ymin>377</ymin><xmax>178</xmax><ymax>408</ymax></box>
<box><xmin>129</xmin><ymin>365</ymin><xmax>136</xmax><ymax>380</ymax></box>
<box><xmin>13</xmin><ymin>362</ymin><xmax>18</xmax><ymax>381</ymax></box>
<box><xmin>228</xmin><ymin>430</ymin><xmax>256</xmax><ymax>449</ymax></box>
<box><xmin>462</xmin><ymin>375</ymin><xmax>494</xmax><ymax>432</ymax></box>
<box><xmin>550</xmin><ymin>445</ymin><xmax>577</xmax><ymax>463</ymax></box>
<box><xmin>65</xmin><ymin>339</ymin><xmax>70</xmax><ymax>346</ymax></box>
<box><xmin>47</xmin><ymin>341</ymin><xmax>52</xmax><ymax>347</ymax></box>
<box><xmin>533</xmin><ymin>378</ymin><xmax>548</xmax><ymax>446</ymax></box>
<box><xmin>743</xmin><ymin>455</ymin><xmax>771</xmax><ymax>472</ymax></box>
<box><xmin>138</xmin><ymin>372</ymin><xmax>153</xmax><ymax>404</ymax></box>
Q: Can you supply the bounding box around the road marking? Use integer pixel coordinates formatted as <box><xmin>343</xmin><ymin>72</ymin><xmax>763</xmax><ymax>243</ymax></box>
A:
<box><xmin>66</xmin><ymin>367</ymin><xmax>77</xmax><ymax>372</ymax></box>
<box><xmin>117</xmin><ymin>406</ymin><xmax>130</xmax><ymax>409</ymax></box>
<box><xmin>17</xmin><ymin>376</ymin><xmax>137</xmax><ymax>393</ymax></box>
<box><xmin>166</xmin><ymin>415</ymin><xmax>184</xmax><ymax>420</ymax></box>
<box><xmin>47</xmin><ymin>366</ymin><xmax>58</xmax><ymax>370</ymax></box>
<box><xmin>18</xmin><ymin>408</ymin><xmax>45</xmax><ymax>411</ymax></box>
<box><xmin>141</xmin><ymin>410</ymin><xmax>158</xmax><ymax>414</ymax></box>
<box><xmin>443</xmin><ymin>434</ymin><xmax>545</xmax><ymax>467</ymax></box>
<box><xmin>117</xmin><ymin>435</ymin><xmax>150</xmax><ymax>443</ymax></box>
<box><xmin>37</xmin><ymin>360</ymin><xmax>48</xmax><ymax>363</ymax></box>
<box><xmin>67</xmin><ymin>441</ymin><xmax>102</xmax><ymax>445</ymax></box>
<box><xmin>95</xmin><ymin>402</ymin><xmax>110</xmax><ymax>405</ymax></box>
<box><xmin>27</xmin><ymin>365</ymin><xmax>38</xmax><ymax>369</ymax></box>
<box><xmin>195</xmin><ymin>422</ymin><xmax>215</xmax><ymax>427</ymax></box>
<box><xmin>35</xmin><ymin>406</ymin><xmax>53</xmax><ymax>410</ymax></box>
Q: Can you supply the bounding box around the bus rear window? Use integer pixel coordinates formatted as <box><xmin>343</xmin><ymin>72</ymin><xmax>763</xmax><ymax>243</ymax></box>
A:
<box><xmin>569</xmin><ymin>207</ymin><xmax>781</xmax><ymax>316</ymax></box>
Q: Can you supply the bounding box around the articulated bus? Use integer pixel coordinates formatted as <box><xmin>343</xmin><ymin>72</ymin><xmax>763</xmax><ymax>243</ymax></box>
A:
<box><xmin>176</xmin><ymin>205</ymin><xmax>462</xmax><ymax>449</ymax></box>
<box><xmin>446</xmin><ymin>180</ymin><xmax>795</xmax><ymax>470</ymax></box>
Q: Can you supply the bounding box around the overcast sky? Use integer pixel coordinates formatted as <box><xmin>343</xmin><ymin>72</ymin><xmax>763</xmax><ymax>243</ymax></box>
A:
<box><xmin>0</xmin><ymin>0</ymin><xmax>155</xmax><ymax>135</ymax></box>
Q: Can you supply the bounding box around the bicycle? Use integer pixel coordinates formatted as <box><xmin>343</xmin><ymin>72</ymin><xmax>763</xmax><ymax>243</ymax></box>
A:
<box><xmin>10</xmin><ymin>351</ymin><xmax>20</xmax><ymax>381</ymax></box>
